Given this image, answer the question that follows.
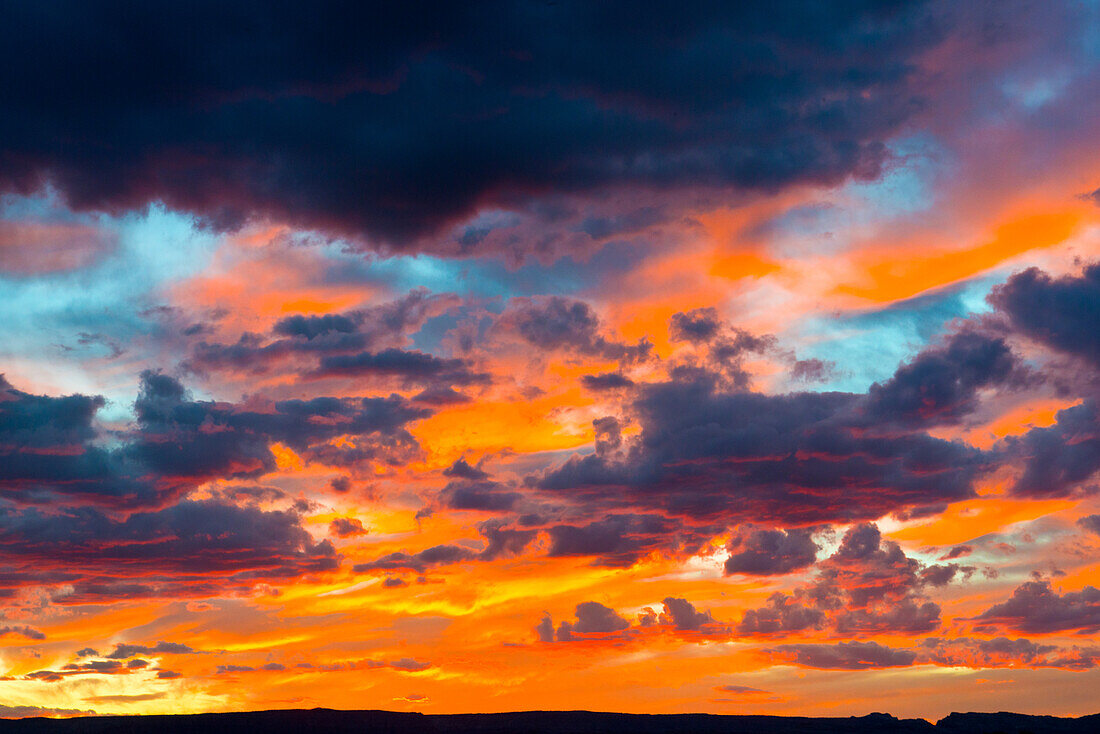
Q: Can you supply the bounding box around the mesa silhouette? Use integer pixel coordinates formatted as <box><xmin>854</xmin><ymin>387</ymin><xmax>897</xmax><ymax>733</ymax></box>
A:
<box><xmin>3</xmin><ymin>709</ymin><xmax>1099</xmax><ymax>734</ymax></box>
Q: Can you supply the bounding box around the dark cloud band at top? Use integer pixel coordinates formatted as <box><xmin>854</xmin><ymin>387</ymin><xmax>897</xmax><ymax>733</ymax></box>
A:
<box><xmin>0</xmin><ymin>1</ymin><xmax>939</xmax><ymax>252</ymax></box>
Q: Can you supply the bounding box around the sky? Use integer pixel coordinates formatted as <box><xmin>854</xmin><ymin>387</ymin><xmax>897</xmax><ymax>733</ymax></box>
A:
<box><xmin>1</xmin><ymin>0</ymin><xmax>1100</xmax><ymax>721</ymax></box>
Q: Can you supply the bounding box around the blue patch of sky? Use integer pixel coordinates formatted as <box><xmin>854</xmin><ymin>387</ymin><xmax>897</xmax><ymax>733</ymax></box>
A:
<box><xmin>764</xmin><ymin>134</ymin><xmax>949</xmax><ymax>260</ymax></box>
<box><xmin>0</xmin><ymin>196</ymin><xmax>220</xmax><ymax>417</ymax></box>
<box><xmin>784</xmin><ymin>276</ymin><xmax>997</xmax><ymax>394</ymax></box>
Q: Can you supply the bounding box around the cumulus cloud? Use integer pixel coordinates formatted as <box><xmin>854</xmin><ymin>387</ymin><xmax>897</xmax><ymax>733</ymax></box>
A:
<box><xmin>737</xmin><ymin>523</ymin><xmax>959</xmax><ymax>637</ymax></box>
<box><xmin>659</xmin><ymin>597</ymin><xmax>717</xmax><ymax>632</ymax></box>
<box><xmin>974</xmin><ymin>581</ymin><xmax>1100</xmax><ymax>634</ymax></box>
<box><xmin>551</xmin><ymin>602</ymin><xmax>631</xmax><ymax>642</ymax></box>
<box><xmin>724</xmin><ymin>526</ymin><xmax>819</xmax><ymax>576</ymax></box>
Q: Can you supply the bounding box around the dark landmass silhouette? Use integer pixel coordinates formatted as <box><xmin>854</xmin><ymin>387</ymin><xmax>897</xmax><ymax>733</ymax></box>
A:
<box><xmin>2</xmin><ymin>709</ymin><xmax>1099</xmax><ymax>734</ymax></box>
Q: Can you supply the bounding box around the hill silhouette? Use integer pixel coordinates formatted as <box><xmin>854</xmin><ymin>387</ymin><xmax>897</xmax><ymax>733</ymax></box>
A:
<box><xmin>2</xmin><ymin>709</ymin><xmax>1099</xmax><ymax>734</ymax></box>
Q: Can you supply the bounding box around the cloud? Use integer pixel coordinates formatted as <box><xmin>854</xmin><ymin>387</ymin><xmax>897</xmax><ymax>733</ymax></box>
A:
<box><xmin>538</xmin><ymin>373</ymin><xmax>991</xmax><ymax>528</ymax></box>
<box><xmin>580</xmin><ymin>373</ymin><xmax>635</xmax><ymax>391</ymax></box>
<box><xmin>354</xmin><ymin>544</ymin><xmax>477</xmax><ymax>574</ymax></box>
<box><xmin>767</xmin><ymin>637</ymin><xmax>1100</xmax><ymax>671</ymax></box>
<box><xmin>989</xmin><ymin>263</ymin><xmax>1100</xmax><ymax>366</ymax></box>
<box><xmin>442</xmin><ymin>458</ymin><xmax>490</xmax><ymax>481</ymax></box>
<box><xmin>715</xmin><ymin>685</ymin><xmax>769</xmax><ymax>695</ymax></box>
<box><xmin>1079</xmin><ymin>515</ymin><xmax>1100</xmax><ymax>535</ymax></box>
<box><xmin>767</xmin><ymin>641</ymin><xmax>917</xmax><ymax>670</ymax></box>
<box><xmin>329</xmin><ymin>517</ymin><xmax>367</xmax><ymax>537</ymax></box>
<box><xmin>736</xmin><ymin>523</ymin><xmax>955</xmax><ymax>637</ymax></box>
<box><xmin>861</xmin><ymin>330</ymin><xmax>1024</xmax><ymax>427</ymax></box>
<box><xmin>0</xmin><ymin>2</ymin><xmax>941</xmax><ymax>251</ymax></box>
<box><xmin>919</xmin><ymin>637</ymin><xmax>1100</xmax><ymax>670</ymax></box>
<box><xmin>724</xmin><ymin>526</ymin><xmax>819</xmax><ymax>576</ymax></box>
<box><xmin>444</xmin><ymin>481</ymin><xmax>521</xmax><ymax>512</ymax></box>
<box><xmin>187</xmin><ymin>289</ymin><xmax>462</xmax><ymax>379</ymax></box>
<box><xmin>357</xmin><ymin>519</ymin><xmax>536</xmax><ymax>573</ymax></box>
<box><xmin>0</xmin><ymin>704</ymin><xmax>93</xmax><ymax>718</ymax></box>
<box><xmin>669</xmin><ymin>308</ymin><xmax>722</xmax><ymax>343</ymax></box>
<box><xmin>546</xmin><ymin>514</ymin><xmax>702</xmax><ymax>567</ymax></box>
<box><xmin>0</xmin><ymin>500</ymin><xmax>339</xmax><ymax>594</ymax></box>
<box><xmin>1002</xmin><ymin>400</ymin><xmax>1100</xmax><ymax>498</ymax></box>
<box><xmin>311</xmin><ymin>349</ymin><xmax>490</xmax><ymax>389</ymax></box>
<box><xmin>0</xmin><ymin>625</ymin><xmax>45</xmax><ymax>640</ymax></box>
<box><xmin>659</xmin><ymin>597</ymin><xmax>717</xmax><ymax>631</ymax></box>
<box><xmin>477</xmin><ymin>521</ymin><xmax>536</xmax><ymax>561</ymax></box>
<box><xmin>555</xmin><ymin>602</ymin><xmax>631</xmax><ymax>641</ymax></box>
<box><xmin>791</xmin><ymin>359</ymin><xmax>836</xmax><ymax>384</ymax></box>
<box><xmin>737</xmin><ymin>593</ymin><xmax>826</xmax><ymax>636</ymax></box>
<box><xmin>500</xmin><ymin>297</ymin><xmax>651</xmax><ymax>363</ymax></box>
<box><xmin>0</xmin><ymin>371</ymin><xmax>430</xmax><ymax>507</ymax></box>
<box><xmin>539</xmin><ymin>596</ymin><xmax>726</xmax><ymax>643</ymax></box>
<box><xmin>974</xmin><ymin>581</ymin><xmax>1100</xmax><ymax>634</ymax></box>
<box><xmin>0</xmin><ymin>219</ymin><xmax>115</xmax><ymax>276</ymax></box>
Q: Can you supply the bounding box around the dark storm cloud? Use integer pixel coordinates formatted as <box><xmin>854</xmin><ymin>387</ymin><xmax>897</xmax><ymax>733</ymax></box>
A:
<box><xmin>501</xmin><ymin>297</ymin><xmax>651</xmax><ymax>362</ymax></box>
<box><xmin>538</xmin><ymin>372</ymin><xmax>992</xmax><ymax>527</ymax></box>
<box><xmin>767</xmin><ymin>641</ymin><xmax>917</xmax><ymax>670</ymax></box>
<box><xmin>0</xmin><ymin>375</ymin><xmax>154</xmax><ymax>505</ymax></box>
<box><xmin>974</xmin><ymin>581</ymin><xmax>1100</xmax><ymax>634</ymax></box>
<box><xmin>444</xmin><ymin>481</ymin><xmax>522</xmax><ymax>512</ymax></box>
<box><xmin>313</xmin><ymin>349</ymin><xmax>490</xmax><ymax>388</ymax></box>
<box><xmin>0</xmin><ymin>371</ymin><xmax>429</xmax><ymax>507</ymax></box>
<box><xmin>130</xmin><ymin>371</ymin><xmax>429</xmax><ymax>485</ymax></box>
<box><xmin>861</xmin><ymin>331</ymin><xmax>1024</xmax><ymax>427</ymax></box>
<box><xmin>724</xmin><ymin>526</ymin><xmax>819</xmax><ymax>576</ymax></box>
<box><xmin>989</xmin><ymin>263</ymin><xmax>1100</xmax><ymax>366</ymax></box>
<box><xmin>545</xmin><ymin>514</ymin><xmax>710</xmax><ymax>567</ymax></box>
<box><xmin>0</xmin><ymin>1</ymin><xmax>939</xmax><ymax>251</ymax></box>
<box><xmin>1002</xmin><ymin>400</ymin><xmax>1100</xmax><ymax>498</ymax></box>
<box><xmin>0</xmin><ymin>499</ymin><xmax>339</xmax><ymax>580</ymax></box>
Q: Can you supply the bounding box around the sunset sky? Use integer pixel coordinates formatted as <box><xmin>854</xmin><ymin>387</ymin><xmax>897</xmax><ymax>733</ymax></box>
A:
<box><xmin>2</xmin><ymin>0</ymin><xmax>1100</xmax><ymax>721</ymax></box>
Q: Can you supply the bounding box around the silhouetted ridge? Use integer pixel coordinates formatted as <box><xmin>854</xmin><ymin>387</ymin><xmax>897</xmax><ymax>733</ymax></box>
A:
<box><xmin>0</xmin><ymin>709</ymin><xmax>1097</xmax><ymax>734</ymax></box>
